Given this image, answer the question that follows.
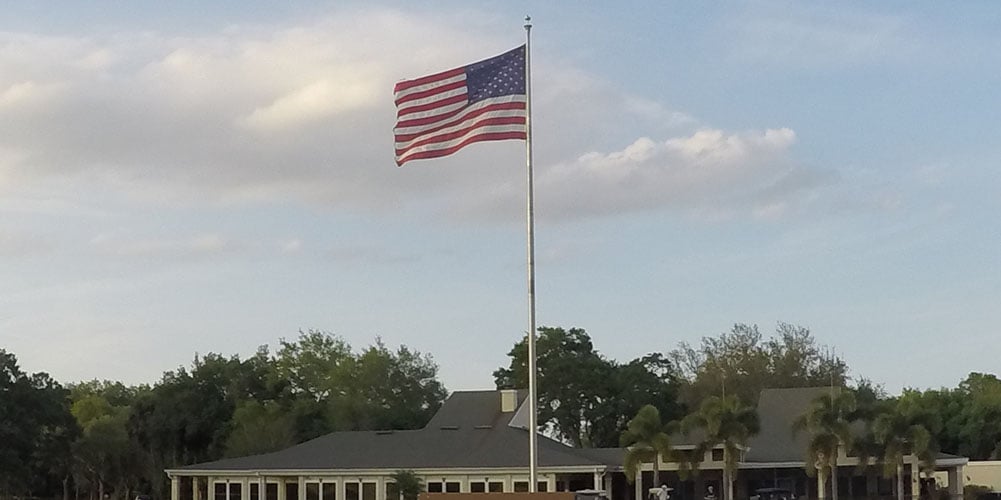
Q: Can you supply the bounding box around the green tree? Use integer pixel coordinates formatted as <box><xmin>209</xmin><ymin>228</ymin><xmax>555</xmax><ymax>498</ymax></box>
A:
<box><xmin>620</xmin><ymin>405</ymin><xmax>677</xmax><ymax>489</ymax></box>
<box><xmin>389</xmin><ymin>471</ymin><xmax>423</xmax><ymax>500</ymax></box>
<box><xmin>682</xmin><ymin>395</ymin><xmax>760</xmax><ymax>500</ymax></box>
<box><xmin>0</xmin><ymin>350</ymin><xmax>77</xmax><ymax>499</ymax></box>
<box><xmin>225</xmin><ymin>400</ymin><xmax>296</xmax><ymax>458</ymax></box>
<box><xmin>670</xmin><ymin>323</ymin><xmax>847</xmax><ymax>407</ymax></box>
<box><xmin>792</xmin><ymin>391</ymin><xmax>857</xmax><ymax>500</ymax></box>
<box><xmin>495</xmin><ymin>327</ymin><xmax>683</xmax><ymax>447</ymax></box>
<box><xmin>873</xmin><ymin>395</ymin><xmax>941</xmax><ymax>500</ymax></box>
<box><xmin>328</xmin><ymin>340</ymin><xmax>447</xmax><ymax>432</ymax></box>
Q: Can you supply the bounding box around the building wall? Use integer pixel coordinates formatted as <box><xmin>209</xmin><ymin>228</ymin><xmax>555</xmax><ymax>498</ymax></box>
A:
<box><xmin>935</xmin><ymin>461</ymin><xmax>1001</xmax><ymax>492</ymax></box>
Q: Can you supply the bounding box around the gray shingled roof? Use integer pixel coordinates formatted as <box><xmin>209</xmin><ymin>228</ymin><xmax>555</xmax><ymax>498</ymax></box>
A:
<box><xmin>177</xmin><ymin>390</ymin><xmax>605</xmax><ymax>471</ymax></box>
<box><xmin>174</xmin><ymin>387</ymin><xmax>967</xmax><ymax>473</ymax></box>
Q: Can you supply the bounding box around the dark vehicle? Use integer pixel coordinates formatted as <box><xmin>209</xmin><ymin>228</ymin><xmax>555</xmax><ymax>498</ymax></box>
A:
<box><xmin>749</xmin><ymin>488</ymin><xmax>793</xmax><ymax>500</ymax></box>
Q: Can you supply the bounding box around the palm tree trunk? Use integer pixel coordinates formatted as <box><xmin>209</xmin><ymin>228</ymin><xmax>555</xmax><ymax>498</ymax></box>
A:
<box><xmin>896</xmin><ymin>463</ymin><xmax>904</xmax><ymax>500</ymax></box>
<box><xmin>725</xmin><ymin>468</ymin><xmax>735</xmax><ymax>500</ymax></box>
<box><xmin>831</xmin><ymin>462</ymin><xmax>839</xmax><ymax>500</ymax></box>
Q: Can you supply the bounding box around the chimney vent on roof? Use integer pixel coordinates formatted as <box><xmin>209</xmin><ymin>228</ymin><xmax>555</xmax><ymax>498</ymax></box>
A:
<box><xmin>500</xmin><ymin>389</ymin><xmax>518</xmax><ymax>412</ymax></box>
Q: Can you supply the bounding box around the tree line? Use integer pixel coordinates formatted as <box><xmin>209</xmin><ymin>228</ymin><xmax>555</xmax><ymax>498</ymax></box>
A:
<box><xmin>0</xmin><ymin>332</ymin><xmax>446</xmax><ymax>500</ymax></box>
<box><xmin>2</xmin><ymin>323</ymin><xmax>999</xmax><ymax>500</ymax></box>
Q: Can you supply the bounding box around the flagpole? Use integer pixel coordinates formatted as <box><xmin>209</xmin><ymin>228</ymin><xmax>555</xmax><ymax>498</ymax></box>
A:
<box><xmin>523</xmin><ymin>15</ymin><xmax>539</xmax><ymax>493</ymax></box>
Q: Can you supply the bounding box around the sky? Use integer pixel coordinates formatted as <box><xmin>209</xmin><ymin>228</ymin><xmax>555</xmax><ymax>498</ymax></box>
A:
<box><xmin>1</xmin><ymin>1</ymin><xmax>999</xmax><ymax>395</ymax></box>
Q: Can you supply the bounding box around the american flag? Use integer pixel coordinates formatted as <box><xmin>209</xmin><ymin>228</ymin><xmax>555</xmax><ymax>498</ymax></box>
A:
<box><xmin>393</xmin><ymin>45</ymin><xmax>527</xmax><ymax>166</ymax></box>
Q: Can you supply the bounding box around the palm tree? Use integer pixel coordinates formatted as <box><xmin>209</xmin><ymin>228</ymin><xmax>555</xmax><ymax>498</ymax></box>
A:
<box><xmin>621</xmin><ymin>405</ymin><xmax>678</xmax><ymax>491</ymax></box>
<box><xmin>873</xmin><ymin>399</ymin><xmax>940</xmax><ymax>500</ymax></box>
<box><xmin>792</xmin><ymin>391</ymin><xmax>856</xmax><ymax>500</ymax></box>
<box><xmin>390</xmin><ymin>470</ymin><xmax>424</xmax><ymax>500</ymax></box>
<box><xmin>682</xmin><ymin>395</ymin><xmax>760</xmax><ymax>500</ymax></box>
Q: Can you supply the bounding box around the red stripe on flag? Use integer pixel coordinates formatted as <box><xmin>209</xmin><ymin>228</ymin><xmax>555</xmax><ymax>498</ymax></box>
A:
<box><xmin>394</xmin><ymin>102</ymin><xmax>527</xmax><ymax>142</ymax></box>
<box><xmin>393</xmin><ymin>67</ymin><xmax>464</xmax><ymax>94</ymax></box>
<box><xmin>395</xmin><ymin>116</ymin><xmax>527</xmax><ymax>155</ymax></box>
<box><xmin>396</xmin><ymin>131</ymin><xmax>528</xmax><ymax>166</ymax></box>
<box><xmin>396</xmin><ymin>92</ymin><xmax>468</xmax><ymax>118</ymax></box>
<box><xmin>394</xmin><ymin>79</ymin><xmax>466</xmax><ymax>107</ymax></box>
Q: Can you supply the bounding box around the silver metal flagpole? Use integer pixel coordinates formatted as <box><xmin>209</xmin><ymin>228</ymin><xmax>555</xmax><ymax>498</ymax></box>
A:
<box><xmin>523</xmin><ymin>15</ymin><xmax>539</xmax><ymax>493</ymax></box>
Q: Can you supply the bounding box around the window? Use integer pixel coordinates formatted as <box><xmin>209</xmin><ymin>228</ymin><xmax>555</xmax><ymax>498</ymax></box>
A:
<box><xmin>488</xmin><ymin>482</ymin><xmax>503</xmax><ymax>493</ymax></box>
<box><xmin>250</xmin><ymin>484</ymin><xmax>259</xmax><ymax>500</ymax></box>
<box><xmin>513</xmin><ymin>482</ymin><xmax>529</xmax><ymax>493</ymax></box>
<box><xmin>231</xmin><ymin>484</ymin><xmax>242</xmax><ymax>500</ymax></box>
<box><xmin>215</xmin><ymin>484</ymin><xmax>228</xmax><ymax>500</ymax></box>
<box><xmin>266</xmin><ymin>484</ymin><xmax>279</xmax><ymax>500</ymax></box>
<box><xmin>537</xmin><ymin>482</ymin><xmax>548</xmax><ymax>493</ymax></box>
<box><xmin>363</xmin><ymin>483</ymin><xmax>377</xmax><ymax>500</ymax></box>
<box><xmin>711</xmin><ymin>448</ymin><xmax>724</xmax><ymax>461</ymax></box>
<box><xmin>469</xmin><ymin>483</ymin><xmax>485</xmax><ymax>493</ymax></box>
<box><xmin>426</xmin><ymin>484</ymin><xmax>442</xmax><ymax>494</ymax></box>
<box><xmin>346</xmin><ymin>483</ymin><xmax>360</xmax><ymax>500</ymax></box>
<box><xmin>286</xmin><ymin>483</ymin><xmax>300</xmax><ymax>500</ymax></box>
<box><xmin>306</xmin><ymin>484</ymin><xmax>320</xmax><ymax>500</ymax></box>
<box><xmin>386</xmin><ymin>482</ymin><xmax>399</xmax><ymax>500</ymax></box>
<box><xmin>323</xmin><ymin>483</ymin><xmax>336</xmax><ymax>500</ymax></box>
<box><xmin>443</xmin><ymin>483</ymin><xmax>459</xmax><ymax>494</ymax></box>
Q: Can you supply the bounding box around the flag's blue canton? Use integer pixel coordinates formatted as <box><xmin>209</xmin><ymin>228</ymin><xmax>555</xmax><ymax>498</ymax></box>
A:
<box><xmin>465</xmin><ymin>45</ymin><xmax>526</xmax><ymax>104</ymax></box>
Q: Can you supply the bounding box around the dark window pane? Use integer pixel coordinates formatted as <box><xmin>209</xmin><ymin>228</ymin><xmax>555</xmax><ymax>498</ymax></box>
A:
<box><xmin>251</xmin><ymin>484</ymin><xmax>260</xmax><ymax>500</ymax></box>
<box><xmin>488</xmin><ymin>483</ymin><xmax>503</xmax><ymax>493</ymax></box>
<box><xmin>444</xmin><ymin>483</ymin><xmax>459</xmax><ymax>494</ymax></box>
<box><xmin>711</xmin><ymin>448</ymin><xmax>724</xmax><ymax>461</ymax></box>
<box><xmin>385</xmin><ymin>483</ymin><xmax>399</xmax><ymax>500</ymax></box>
<box><xmin>306</xmin><ymin>484</ymin><xmax>319</xmax><ymax>500</ymax></box>
<box><xmin>513</xmin><ymin>482</ymin><xmax>529</xmax><ymax>493</ymax></box>
<box><xmin>267</xmin><ymin>484</ymin><xmax>279</xmax><ymax>500</ymax></box>
<box><xmin>346</xmin><ymin>483</ymin><xmax>360</xmax><ymax>500</ymax></box>
<box><xmin>215</xmin><ymin>484</ymin><xmax>227</xmax><ymax>500</ymax></box>
<box><xmin>181</xmin><ymin>478</ymin><xmax>194</xmax><ymax>500</ymax></box>
<box><xmin>470</xmin><ymin>483</ymin><xmax>485</xmax><ymax>493</ymax></box>
<box><xmin>323</xmin><ymin>484</ymin><xmax>337</xmax><ymax>500</ymax></box>
<box><xmin>537</xmin><ymin>483</ymin><xmax>548</xmax><ymax>493</ymax></box>
<box><xmin>427</xmin><ymin>484</ymin><xmax>442</xmax><ymax>493</ymax></box>
<box><xmin>362</xmin><ymin>483</ymin><xmax>377</xmax><ymax>500</ymax></box>
<box><xmin>286</xmin><ymin>483</ymin><xmax>300</xmax><ymax>500</ymax></box>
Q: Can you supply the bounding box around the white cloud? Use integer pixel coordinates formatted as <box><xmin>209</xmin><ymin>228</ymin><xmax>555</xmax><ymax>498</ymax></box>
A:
<box><xmin>89</xmin><ymin>232</ymin><xmax>234</xmax><ymax>258</ymax></box>
<box><xmin>240</xmin><ymin>78</ymin><xmax>379</xmax><ymax>132</ymax></box>
<box><xmin>0</xmin><ymin>230</ymin><xmax>53</xmax><ymax>257</ymax></box>
<box><xmin>456</xmin><ymin>127</ymin><xmax>831</xmax><ymax>222</ymax></box>
<box><xmin>280</xmin><ymin>239</ymin><xmax>303</xmax><ymax>254</ymax></box>
<box><xmin>0</xmin><ymin>7</ymin><xmax>828</xmax><ymax>225</ymax></box>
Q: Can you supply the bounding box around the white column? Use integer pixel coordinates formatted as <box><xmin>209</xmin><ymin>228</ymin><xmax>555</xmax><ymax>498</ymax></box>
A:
<box><xmin>171</xmin><ymin>476</ymin><xmax>181</xmax><ymax>500</ymax></box>
<box><xmin>911</xmin><ymin>461</ymin><xmax>920</xmax><ymax>499</ymax></box>
<box><xmin>949</xmin><ymin>466</ymin><xmax>964</xmax><ymax>499</ymax></box>
<box><xmin>817</xmin><ymin>471</ymin><xmax>826</xmax><ymax>500</ymax></box>
<box><xmin>635</xmin><ymin>471</ymin><xmax>643</xmax><ymax>500</ymax></box>
<box><xmin>299</xmin><ymin>477</ymin><xmax>306</xmax><ymax>500</ymax></box>
<box><xmin>278</xmin><ymin>479</ymin><xmax>286</xmax><ymax>500</ymax></box>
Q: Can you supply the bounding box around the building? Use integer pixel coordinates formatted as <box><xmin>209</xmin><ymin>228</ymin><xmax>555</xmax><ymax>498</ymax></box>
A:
<box><xmin>166</xmin><ymin>387</ymin><xmax>967</xmax><ymax>500</ymax></box>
